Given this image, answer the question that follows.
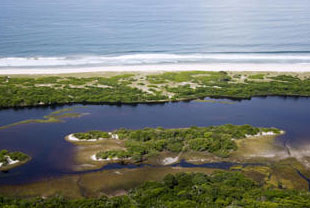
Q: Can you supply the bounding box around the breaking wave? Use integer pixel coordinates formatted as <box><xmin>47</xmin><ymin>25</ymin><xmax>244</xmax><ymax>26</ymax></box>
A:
<box><xmin>1</xmin><ymin>53</ymin><xmax>310</xmax><ymax>68</ymax></box>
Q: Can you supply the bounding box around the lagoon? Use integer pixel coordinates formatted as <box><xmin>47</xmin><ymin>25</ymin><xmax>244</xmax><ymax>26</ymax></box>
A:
<box><xmin>0</xmin><ymin>96</ymin><xmax>310</xmax><ymax>185</ymax></box>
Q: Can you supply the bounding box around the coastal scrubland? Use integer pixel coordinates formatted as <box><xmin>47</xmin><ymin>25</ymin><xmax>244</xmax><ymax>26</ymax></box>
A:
<box><xmin>69</xmin><ymin>125</ymin><xmax>281</xmax><ymax>161</ymax></box>
<box><xmin>1</xmin><ymin>71</ymin><xmax>310</xmax><ymax>108</ymax></box>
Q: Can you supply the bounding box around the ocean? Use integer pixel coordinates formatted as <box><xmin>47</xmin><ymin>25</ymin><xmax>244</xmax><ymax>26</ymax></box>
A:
<box><xmin>1</xmin><ymin>0</ymin><xmax>310</xmax><ymax>69</ymax></box>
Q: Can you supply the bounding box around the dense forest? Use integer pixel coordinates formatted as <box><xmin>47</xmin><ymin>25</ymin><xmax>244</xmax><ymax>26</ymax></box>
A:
<box><xmin>1</xmin><ymin>171</ymin><xmax>309</xmax><ymax>207</ymax></box>
<box><xmin>72</xmin><ymin>124</ymin><xmax>281</xmax><ymax>159</ymax></box>
<box><xmin>0</xmin><ymin>72</ymin><xmax>310</xmax><ymax>108</ymax></box>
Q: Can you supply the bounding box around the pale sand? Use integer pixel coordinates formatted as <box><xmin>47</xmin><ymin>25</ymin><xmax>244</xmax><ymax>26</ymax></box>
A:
<box><xmin>245</xmin><ymin>131</ymin><xmax>281</xmax><ymax>138</ymax></box>
<box><xmin>0</xmin><ymin>156</ymin><xmax>19</xmax><ymax>168</ymax></box>
<box><xmin>91</xmin><ymin>154</ymin><xmax>104</xmax><ymax>161</ymax></box>
<box><xmin>91</xmin><ymin>154</ymin><xmax>130</xmax><ymax>162</ymax></box>
<box><xmin>1</xmin><ymin>63</ymin><xmax>310</xmax><ymax>75</ymax></box>
<box><xmin>7</xmin><ymin>157</ymin><xmax>19</xmax><ymax>165</ymax></box>
<box><xmin>162</xmin><ymin>156</ymin><xmax>179</xmax><ymax>165</ymax></box>
<box><xmin>66</xmin><ymin>133</ymin><xmax>117</xmax><ymax>142</ymax></box>
<box><xmin>67</xmin><ymin>134</ymin><xmax>99</xmax><ymax>142</ymax></box>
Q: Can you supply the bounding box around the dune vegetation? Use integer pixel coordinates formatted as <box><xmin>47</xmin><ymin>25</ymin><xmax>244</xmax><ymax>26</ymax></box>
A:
<box><xmin>0</xmin><ymin>71</ymin><xmax>310</xmax><ymax>108</ymax></box>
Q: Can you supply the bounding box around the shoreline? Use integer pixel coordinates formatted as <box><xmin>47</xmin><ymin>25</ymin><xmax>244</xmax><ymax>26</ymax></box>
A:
<box><xmin>67</xmin><ymin>127</ymin><xmax>284</xmax><ymax>170</ymax></box>
<box><xmin>66</xmin><ymin>134</ymin><xmax>100</xmax><ymax>142</ymax></box>
<box><xmin>1</xmin><ymin>63</ymin><xmax>310</xmax><ymax>75</ymax></box>
<box><xmin>0</xmin><ymin>157</ymin><xmax>31</xmax><ymax>171</ymax></box>
<box><xmin>1</xmin><ymin>95</ymin><xmax>309</xmax><ymax>111</ymax></box>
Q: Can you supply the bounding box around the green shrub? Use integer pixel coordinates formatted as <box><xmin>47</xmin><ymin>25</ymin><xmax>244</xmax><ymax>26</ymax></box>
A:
<box><xmin>74</xmin><ymin>125</ymin><xmax>281</xmax><ymax>159</ymax></box>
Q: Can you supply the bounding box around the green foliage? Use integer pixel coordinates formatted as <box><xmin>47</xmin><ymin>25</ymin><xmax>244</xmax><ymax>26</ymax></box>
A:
<box><xmin>75</xmin><ymin>125</ymin><xmax>281</xmax><ymax>160</ymax></box>
<box><xmin>0</xmin><ymin>75</ymin><xmax>168</xmax><ymax>108</ymax></box>
<box><xmin>8</xmin><ymin>151</ymin><xmax>29</xmax><ymax>161</ymax></box>
<box><xmin>248</xmin><ymin>74</ymin><xmax>265</xmax><ymax>79</ymax></box>
<box><xmin>74</xmin><ymin>130</ymin><xmax>110</xmax><ymax>140</ymax></box>
<box><xmin>270</xmin><ymin>75</ymin><xmax>300</xmax><ymax>82</ymax></box>
<box><xmin>1</xmin><ymin>72</ymin><xmax>309</xmax><ymax>108</ymax></box>
<box><xmin>188</xmin><ymin>137</ymin><xmax>237</xmax><ymax>157</ymax></box>
<box><xmin>161</xmin><ymin>72</ymin><xmax>310</xmax><ymax>99</ymax></box>
<box><xmin>0</xmin><ymin>149</ymin><xmax>29</xmax><ymax>167</ymax></box>
<box><xmin>96</xmin><ymin>150</ymin><xmax>130</xmax><ymax>160</ymax></box>
<box><xmin>0</xmin><ymin>150</ymin><xmax>9</xmax><ymax>164</ymax></box>
<box><xmin>2</xmin><ymin>171</ymin><xmax>310</xmax><ymax>207</ymax></box>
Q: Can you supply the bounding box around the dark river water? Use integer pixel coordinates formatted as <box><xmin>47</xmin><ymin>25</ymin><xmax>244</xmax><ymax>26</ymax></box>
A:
<box><xmin>0</xmin><ymin>97</ymin><xmax>310</xmax><ymax>185</ymax></box>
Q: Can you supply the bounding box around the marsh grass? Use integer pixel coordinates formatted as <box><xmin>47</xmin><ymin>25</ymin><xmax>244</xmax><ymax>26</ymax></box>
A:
<box><xmin>229</xmin><ymin>158</ymin><xmax>310</xmax><ymax>191</ymax></box>
<box><xmin>180</xmin><ymin>151</ymin><xmax>222</xmax><ymax>164</ymax></box>
<box><xmin>1</xmin><ymin>160</ymin><xmax>308</xmax><ymax>199</ymax></box>
<box><xmin>0</xmin><ymin>167</ymin><xmax>217</xmax><ymax>199</ymax></box>
<box><xmin>0</xmin><ymin>175</ymin><xmax>82</xmax><ymax>199</ymax></box>
<box><xmin>0</xmin><ymin>108</ymin><xmax>85</xmax><ymax>130</ymax></box>
<box><xmin>231</xmin><ymin>134</ymin><xmax>286</xmax><ymax>160</ymax></box>
<box><xmin>267</xmin><ymin>158</ymin><xmax>310</xmax><ymax>190</ymax></box>
<box><xmin>69</xmin><ymin>139</ymin><xmax>126</xmax><ymax>171</ymax></box>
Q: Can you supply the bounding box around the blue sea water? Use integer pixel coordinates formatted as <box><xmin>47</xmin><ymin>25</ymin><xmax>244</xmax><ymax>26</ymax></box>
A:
<box><xmin>0</xmin><ymin>0</ymin><xmax>310</xmax><ymax>68</ymax></box>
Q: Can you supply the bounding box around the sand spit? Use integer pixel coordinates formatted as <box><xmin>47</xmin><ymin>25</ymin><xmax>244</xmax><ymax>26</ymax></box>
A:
<box><xmin>0</xmin><ymin>156</ymin><xmax>19</xmax><ymax>168</ymax></box>
<box><xmin>67</xmin><ymin>134</ymin><xmax>102</xmax><ymax>142</ymax></box>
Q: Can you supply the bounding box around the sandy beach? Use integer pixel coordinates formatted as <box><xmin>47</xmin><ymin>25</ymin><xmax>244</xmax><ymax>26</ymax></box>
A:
<box><xmin>1</xmin><ymin>63</ymin><xmax>310</xmax><ymax>75</ymax></box>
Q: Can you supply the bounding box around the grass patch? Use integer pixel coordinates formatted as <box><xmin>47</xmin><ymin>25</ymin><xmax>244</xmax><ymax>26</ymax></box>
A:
<box><xmin>0</xmin><ymin>108</ymin><xmax>85</xmax><ymax>130</ymax></box>
<box><xmin>248</xmin><ymin>74</ymin><xmax>265</xmax><ymax>80</ymax></box>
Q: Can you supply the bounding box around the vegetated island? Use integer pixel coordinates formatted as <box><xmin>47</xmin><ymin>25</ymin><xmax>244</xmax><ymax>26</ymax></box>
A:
<box><xmin>1</xmin><ymin>171</ymin><xmax>310</xmax><ymax>207</ymax></box>
<box><xmin>66</xmin><ymin>124</ymin><xmax>283</xmax><ymax>167</ymax></box>
<box><xmin>0</xmin><ymin>108</ymin><xmax>86</xmax><ymax>130</ymax></box>
<box><xmin>1</xmin><ymin>71</ymin><xmax>310</xmax><ymax>108</ymax></box>
<box><xmin>0</xmin><ymin>149</ymin><xmax>30</xmax><ymax>171</ymax></box>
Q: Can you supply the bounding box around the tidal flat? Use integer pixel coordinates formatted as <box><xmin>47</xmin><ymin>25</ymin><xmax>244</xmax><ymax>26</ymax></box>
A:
<box><xmin>0</xmin><ymin>167</ymin><xmax>218</xmax><ymax>198</ymax></box>
<box><xmin>0</xmin><ymin>160</ymin><xmax>309</xmax><ymax>199</ymax></box>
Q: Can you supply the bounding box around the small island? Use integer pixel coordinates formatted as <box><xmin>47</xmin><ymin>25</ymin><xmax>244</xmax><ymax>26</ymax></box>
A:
<box><xmin>66</xmin><ymin>124</ymin><xmax>283</xmax><ymax>168</ymax></box>
<box><xmin>0</xmin><ymin>150</ymin><xmax>30</xmax><ymax>171</ymax></box>
<box><xmin>0</xmin><ymin>108</ymin><xmax>85</xmax><ymax>130</ymax></box>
